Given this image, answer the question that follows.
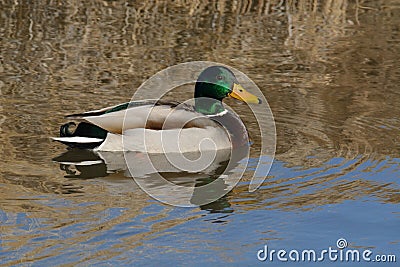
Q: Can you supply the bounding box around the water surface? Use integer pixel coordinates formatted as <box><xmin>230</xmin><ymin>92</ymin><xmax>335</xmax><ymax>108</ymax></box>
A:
<box><xmin>1</xmin><ymin>1</ymin><xmax>399</xmax><ymax>266</ymax></box>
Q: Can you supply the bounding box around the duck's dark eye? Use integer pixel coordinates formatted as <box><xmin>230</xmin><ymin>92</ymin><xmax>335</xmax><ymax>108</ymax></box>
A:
<box><xmin>216</xmin><ymin>75</ymin><xmax>223</xmax><ymax>80</ymax></box>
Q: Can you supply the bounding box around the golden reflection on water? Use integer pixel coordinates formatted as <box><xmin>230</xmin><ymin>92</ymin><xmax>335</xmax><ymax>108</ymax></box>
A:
<box><xmin>1</xmin><ymin>0</ymin><xmax>400</xmax><ymax>265</ymax></box>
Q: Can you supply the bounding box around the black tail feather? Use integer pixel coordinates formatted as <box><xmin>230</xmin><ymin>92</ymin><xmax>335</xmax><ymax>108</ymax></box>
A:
<box><xmin>60</xmin><ymin>122</ymin><xmax>76</xmax><ymax>137</ymax></box>
<box><xmin>57</xmin><ymin>122</ymin><xmax>108</xmax><ymax>149</ymax></box>
<box><xmin>60</xmin><ymin>122</ymin><xmax>108</xmax><ymax>139</ymax></box>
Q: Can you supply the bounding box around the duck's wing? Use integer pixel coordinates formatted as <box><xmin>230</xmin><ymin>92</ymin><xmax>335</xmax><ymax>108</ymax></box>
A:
<box><xmin>66</xmin><ymin>100</ymin><xmax>217</xmax><ymax>134</ymax></box>
<box><xmin>65</xmin><ymin>100</ymin><xmax>156</xmax><ymax>119</ymax></box>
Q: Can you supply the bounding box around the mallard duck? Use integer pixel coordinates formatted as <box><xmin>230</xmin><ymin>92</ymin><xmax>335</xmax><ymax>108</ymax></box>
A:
<box><xmin>52</xmin><ymin>66</ymin><xmax>261</xmax><ymax>152</ymax></box>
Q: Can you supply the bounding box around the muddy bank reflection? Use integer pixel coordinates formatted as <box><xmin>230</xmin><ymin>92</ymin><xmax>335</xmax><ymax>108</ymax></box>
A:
<box><xmin>0</xmin><ymin>0</ymin><xmax>398</xmax><ymax>212</ymax></box>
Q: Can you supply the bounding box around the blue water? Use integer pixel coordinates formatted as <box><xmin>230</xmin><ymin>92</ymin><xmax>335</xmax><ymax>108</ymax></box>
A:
<box><xmin>1</xmin><ymin>157</ymin><xmax>398</xmax><ymax>266</ymax></box>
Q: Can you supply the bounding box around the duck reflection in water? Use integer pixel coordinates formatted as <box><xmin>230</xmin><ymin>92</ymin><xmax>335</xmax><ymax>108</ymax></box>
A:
<box><xmin>53</xmin><ymin>146</ymin><xmax>248</xmax><ymax>213</ymax></box>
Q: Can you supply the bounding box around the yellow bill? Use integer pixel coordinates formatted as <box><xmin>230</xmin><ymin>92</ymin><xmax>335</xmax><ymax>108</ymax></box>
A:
<box><xmin>229</xmin><ymin>83</ymin><xmax>262</xmax><ymax>104</ymax></box>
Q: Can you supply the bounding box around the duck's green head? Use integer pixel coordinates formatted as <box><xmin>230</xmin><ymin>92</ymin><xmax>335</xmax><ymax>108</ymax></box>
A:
<box><xmin>194</xmin><ymin>66</ymin><xmax>261</xmax><ymax>115</ymax></box>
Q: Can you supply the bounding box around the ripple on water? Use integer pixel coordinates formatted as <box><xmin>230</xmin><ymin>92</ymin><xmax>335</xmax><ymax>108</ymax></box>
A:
<box><xmin>234</xmin><ymin>85</ymin><xmax>400</xmax><ymax>211</ymax></box>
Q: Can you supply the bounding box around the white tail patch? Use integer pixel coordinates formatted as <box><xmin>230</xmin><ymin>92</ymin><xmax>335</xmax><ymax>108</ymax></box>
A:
<box><xmin>55</xmin><ymin>160</ymin><xmax>103</xmax><ymax>166</ymax></box>
<box><xmin>52</xmin><ymin>137</ymin><xmax>104</xmax><ymax>143</ymax></box>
